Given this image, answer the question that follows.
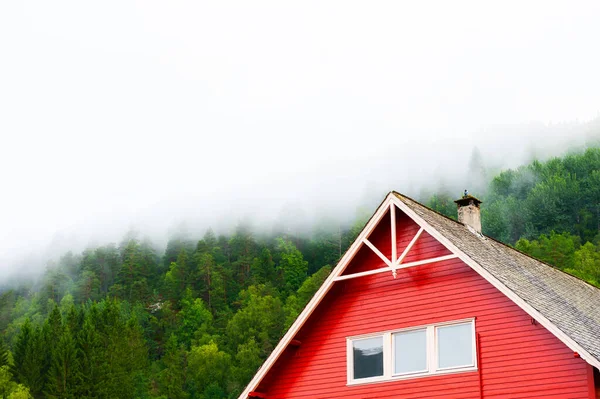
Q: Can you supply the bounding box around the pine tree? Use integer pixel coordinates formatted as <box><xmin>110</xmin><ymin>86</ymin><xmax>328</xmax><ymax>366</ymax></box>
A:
<box><xmin>45</xmin><ymin>327</ymin><xmax>80</xmax><ymax>399</ymax></box>
<box><xmin>0</xmin><ymin>338</ymin><xmax>8</xmax><ymax>368</ymax></box>
<box><xmin>276</xmin><ymin>238</ymin><xmax>308</xmax><ymax>293</ymax></box>
<box><xmin>177</xmin><ymin>292</ymin><xmax>213</xmax><ymax>349</ymax></box>
<box><xmin>117</xmin><ymin>240</ymin><xmax>152</xmax><ymax>303</ymax></box>
<box><xmin>250</xmin><ymin>248</ymin><xmax>276</xmax><ymax>285</ymax></box>
<box><xmin>11</xmin><ymin>320</ymin><xmax>47</xmax><ymax>397</ymax></box>
<box><xmin>94</xmin><ymin>244</ymin><xmax>121</xmax><ymax>293</ymax></box>
<box><xmin>193</xmin><ymin>252</ymin><xmax>215</xmax><ymax>309</ymax></box>
<box><xmin>75</xmin><ymin>270</ymin><xmax>101</xmax><ymax>303</ymax></box>
<box><xmin>46</xmin><ymin>305</ymin><xmax>63</xmax><ymax>339</ymax></box>
<box><xmin>77</xmin><ymin>315</ymin><xmax>106</xmax><ymax>398</ymax></box>
<box><xmin>226</xmin><ymin>285</ymin><xmax>285</xmax><ymax>355</ymax></box>
<box><xmin>96</xmin><ymin>300</ymin><xmax>148</xmax><ymax>399</ymax></box>
<box><xmin>158</xmin><ymin>335</ymin><xmax>189</xmax><ymax>399</ymax></box>
<box><xmin>229</xmin><ymin>224</ymin><xmax>257</xmax><ymax>285</ymax></box>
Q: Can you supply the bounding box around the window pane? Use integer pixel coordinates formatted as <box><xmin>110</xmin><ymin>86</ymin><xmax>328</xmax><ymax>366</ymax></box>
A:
<box><xmin>353</xmin><ymin>337</ymin><xmax>384</xmax><ymax>379</ymax></box>
<box><xmin>394</xmin><ymin>329</ymin><xmax>427</xmax><ymax>374</ymax></box>
<box><xmin>437</xmin><ymin>323</ymin><xmax>473</xmax><ymax>369</ymax></box>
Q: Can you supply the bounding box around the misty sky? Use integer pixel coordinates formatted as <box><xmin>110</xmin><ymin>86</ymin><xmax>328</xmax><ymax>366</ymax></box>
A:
<box><xmin>1</xmin><ymin>1</ymin><xmax>600</xmax><ymax>277</ymax></box>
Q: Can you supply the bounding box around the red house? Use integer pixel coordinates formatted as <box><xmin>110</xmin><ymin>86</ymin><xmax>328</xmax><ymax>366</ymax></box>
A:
<box><xmin>240</xmin><ymin>192</ymin><xmax>600</xmax><ymax>399</ymax></box>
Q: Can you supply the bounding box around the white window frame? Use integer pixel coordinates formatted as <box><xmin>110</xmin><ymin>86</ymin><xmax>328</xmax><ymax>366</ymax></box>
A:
<box><xmin>347</xmin><ymin>318</ymin><xmax>477</xmax><ymax>385</ymax></box>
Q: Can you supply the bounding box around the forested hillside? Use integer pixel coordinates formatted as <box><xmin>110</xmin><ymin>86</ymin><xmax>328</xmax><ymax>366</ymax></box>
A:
<box><xmin>428</xmin><ymin>147</ymin><xmax>600</xmax><ymax>287</ymax></box>
<box><xmin>1</xmin><ymin>148</ymin><xmax>600</xmax><ymax>398</ymax></box>
<box><xmin>0</xmin><ymin>220</ymin><xmax>365</xmax><ymax>398</ymax></box>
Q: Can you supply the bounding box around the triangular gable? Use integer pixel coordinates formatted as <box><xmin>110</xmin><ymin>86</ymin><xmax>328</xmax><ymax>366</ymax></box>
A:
<box><xmin>340</xmin><ymin>209</ymin><xmax>452</xmax><ymax>277</ymax></box>
<box><xmin>239</xmin><ymin>192</ymin><xmax>600</xmax><ymax>398</ymax></box>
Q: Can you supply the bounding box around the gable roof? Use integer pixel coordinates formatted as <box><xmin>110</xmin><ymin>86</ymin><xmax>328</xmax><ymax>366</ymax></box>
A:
<box><xmin>240</xmin><ymin>191</ymin><xmax>600</xmax><ymax>398</ymax></box>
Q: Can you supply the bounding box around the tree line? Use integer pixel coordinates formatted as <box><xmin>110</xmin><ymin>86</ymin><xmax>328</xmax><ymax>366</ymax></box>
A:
<box><xmin>1</xmin><ymin>147</ymin><xmax>600</xmax><ymax>398</ymax></box>
<box><xmin>427</xmin><ymin>147</ymin><xmax>600</xmax><ymax>287</ymax></box>
<box><xmin>0</xmin><ymin>220</ymin><xmax>363</xmax><ymax>398</ymax></box>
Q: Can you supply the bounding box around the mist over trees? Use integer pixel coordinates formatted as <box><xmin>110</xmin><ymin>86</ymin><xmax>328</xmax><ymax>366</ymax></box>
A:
<box><xmin>428</xmin><ymin>147</ymin><xmax>600</xmax><ymax>287</ymax></box>
<box><xmin>1</xmin><ymin>147</ymin><xmax>600</xmax><ymax>397</ymax></box>
<box><xmin>0</xmin><ymin>224</ymin><xmax>351</xmax><ymax>398</ymax></box>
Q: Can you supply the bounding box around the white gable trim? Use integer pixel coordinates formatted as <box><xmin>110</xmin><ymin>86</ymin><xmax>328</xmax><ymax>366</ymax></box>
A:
<box><xmin>239</xmin><ymin>193</ymin><xmax>600</xmax><ymax>398</ymax></box>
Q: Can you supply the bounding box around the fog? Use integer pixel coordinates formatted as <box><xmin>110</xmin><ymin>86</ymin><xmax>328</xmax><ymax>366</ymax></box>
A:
<box><xmin>1</xmin><ymin>1</ymin><xmax>600</xmax><ymax>282</ymax></box>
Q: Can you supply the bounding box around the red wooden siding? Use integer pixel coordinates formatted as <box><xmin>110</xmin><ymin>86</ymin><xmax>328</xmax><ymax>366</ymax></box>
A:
<box><xmin>594</xmin><ymin>366</ymin><xmax>600</xmax><ymax>398</ymax></box>
<box><xmin>257</xmin><ymin>226</ymin><xmax>593</xmax><ymax>398</ymax></box>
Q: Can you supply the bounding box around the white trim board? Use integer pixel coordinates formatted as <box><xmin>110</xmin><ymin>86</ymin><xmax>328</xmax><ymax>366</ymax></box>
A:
<box><xmin>333</xmin><ymin>254</ymin><xmax>458</xmax><ymax>282</ymax></box>
<box><xmin>238</xmin><ymin>192</ymin><xmax>600</xmax><ymax>399</ymax></box>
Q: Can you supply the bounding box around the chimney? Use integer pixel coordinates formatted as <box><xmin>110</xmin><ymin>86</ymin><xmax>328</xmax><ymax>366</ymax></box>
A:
<box><xmin>454</xmin><ymin>192</ymin><xmax>483</xmax><ymax>234</ymax></box>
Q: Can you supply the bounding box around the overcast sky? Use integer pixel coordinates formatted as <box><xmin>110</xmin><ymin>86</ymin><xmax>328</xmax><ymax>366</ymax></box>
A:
<box><xmin>1</xmin><ymin>1</ymin><xmax>600</xmax><ymax>278</ymax></box>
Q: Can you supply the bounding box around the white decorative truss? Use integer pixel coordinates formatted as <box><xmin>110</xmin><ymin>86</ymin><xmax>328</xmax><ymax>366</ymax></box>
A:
<box><xmin>334</xmin><ymin>203</ymin><xmax>457</xmax><ymax>282</ymax></box>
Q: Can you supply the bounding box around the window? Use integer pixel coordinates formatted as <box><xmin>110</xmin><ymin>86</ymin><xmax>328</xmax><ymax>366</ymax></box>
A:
<box><xmin>394</xmin><ymin>329</ymin><xmax>427</xmax><ymax>374</ymax></box>
<box><xmin>437</xmin><ymin>323</ymin><xmax>473</xmax><ymax>369</ymax></box>
<box><xmin>347</xmin><ymin>319</ymin><xmax>476</xmax><ymax>385</ymax></box>
<box><xmin>352</xmin><ymin>337</ymin><xmax>384</xmax><ymax>379</ymax></box>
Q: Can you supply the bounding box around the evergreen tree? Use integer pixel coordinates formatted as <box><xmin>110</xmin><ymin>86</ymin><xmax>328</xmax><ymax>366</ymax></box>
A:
<box><xmin>229</xmin><ymin>224</ymin><xmax>257</xmax><ymax>285</ymax></box>
<box><xmin>157</xmin><ymin>335</ymin><xmax>189</xmax><ymax>399</ymax></box>
<box><xmin>250</xmin><ymin>248</ymin><xmax>276</xmax><ymax>285</ymax></box>
<box><xmin>76</xmin><ymin>313</ymin><xmax>105</xmax><ymax>399</ymax></box>
<box><xmin>74</xmin><ymin>271</ymin><xmax>101</xmax><ymax>303</ymax></box>
<box><xmin>193</xmin><ymin>252</ymin><xmax>214</xmax><ymax>309</ymax></box>
<box><xmin>277</xmin><ymin>239</ymin><xmax>308</xmax><ymax>293</ymax></box>
<box><xmin>0</xmin><ymin>338</ymin><xmax>8</xmax><ymax>368</ymax></box>
<box><xmin>176</xmin><ymin>291</ymin><xmax>213</xmax><ymax>349</ymax></box>
<box><xmin>226</xmin><ymin>285</ymin><xmax>285</xmax><ymax>356</ymax></box>
<box><xmin>11</xmin><ymin>320</ymin><xmax>47</xmax><ymax>397</ymax></box>
<box><xmin>0</xmin><ymin>365</ymin><xmax>33</xmax><ymax>399</ymax></box>
<box><xmin>229</xmin><ymin>338</ymin><xmax>262</xmax><ymax>396</ymax></box>
<box><xmin>45</xmin><ymin>327</ymin><xmax>80</xmax><ymax>399</ymax></box>
<box><xmin>94</xmin><ymin>245</ymin><xmax>121</xmax><ymax>294</ymax></box>
<box><xmin>187</xmin><ymin>341</ymin><xmax>230</xmax><ymax>397</ymax></box>
<box><xmin>117</xmin><ymin>240</ymin><xmax>151</xmax><ymax>303</ymax></box>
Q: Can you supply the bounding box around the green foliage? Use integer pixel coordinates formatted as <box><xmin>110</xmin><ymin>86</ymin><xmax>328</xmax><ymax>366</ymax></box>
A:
<box><xmin>568</xmin><ymin>242</ymin><xmax>600</xmax><ymax>287</ymax></box>
<box><xmin>226</xmin><ymin>285</ymin><xmax>285</xmax><ymax>357</ymax></box>
<box><xmin>483</xmin><ymin>148</ymin><xmax>600</xmax><ymax>243</ymax></box>
<box><xmin>2</xmin><ymin>146</ymin><xmax>600</xmax><ymax>398</ymax></box>
<box><xmin>276</xmin><ymin>239</ymin><xmax>308</xmax><ymax>294</ymax></box>
<box><xmin>229</xmin><ymin>338</ymin><xmax>262</xmax><ymax>396</ymax></box>
<box><xmin>0</xmin><ymin>366</ymin><xmax>33</xmax><ymax>399</ymax></box>
<box><xmin>515</xmin><ymin>231</ymin><xmax>580</xmax><ymax>270</ymax></box>
<box><xmin>77</xmin><ymin>312</ymin><xmax>105</xmax><ymax>398</ymax></box>
<box><xmin>0</xmin><ymin>338</ymin><xmax>8</xmax><ymax>368</ymax></box>
<box><xmin>284</xmin><ymin>265</ymin><xmax>331</xmax><ymax>329</ymax></box>
<box><xmin>426</xmin><ymin>193</ymin><xmax>457</xmax><ymax>220</ymax></box>
<box><xmin>45</xmin><ymin>327</ymin><xmax>80</xmax><ymax>399</ymax></box>
<box><xmin>177</xmin><ymin>292</ymin><xmax>213</xmax><ymax>349</ymax></box>
<box><xmin>116</xmin><ymin>239</ymin><xmax>156</xmax><ymax>303</ymax></box>
<box><xmin>250</xmin><ymin>249</ymin><xmax>276</xmax><ymax>285</ymax></box>
<box><xmin>156</xmin><ymin>335</ymin><xmax>188</xmax><ymax>399</ymax></box>
<box><xmin>11</xmin><ymin>320</ymin><xmax>47</xmax><ymax>397</ymax></box>
<box><xmin>425</xmin><ymin>147</ymin><xmax>600</xmax><ymax>288</ymax></box>
<box><xmin>187</xmin><ymin>341</ymin><xmax>230</xmax><ymax>397</ymax></box>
